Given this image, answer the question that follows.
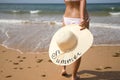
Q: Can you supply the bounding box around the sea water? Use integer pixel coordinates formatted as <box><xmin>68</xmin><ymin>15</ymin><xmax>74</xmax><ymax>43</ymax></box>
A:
<box><xmin>0</xmin><ymin>3</ymin><xmax>120</xmax><ymax>53</ymax></box>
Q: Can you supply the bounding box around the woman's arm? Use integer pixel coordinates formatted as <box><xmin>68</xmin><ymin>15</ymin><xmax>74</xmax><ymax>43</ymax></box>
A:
<box><xmin>79</xmin><ymin>0</ymin><xmax>89</xmax><ymax>29</ymax></box>
<box><xmin>80</xmin><ymin>0</ymin><xmax>86</xmax><ymax>20</ymax></box>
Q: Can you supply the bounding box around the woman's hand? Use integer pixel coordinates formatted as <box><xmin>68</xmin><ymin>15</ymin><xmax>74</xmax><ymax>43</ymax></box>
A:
<box><xmin>79</xmin><ymin>18</ymin><xmax>89</xmax><ymax>30</ymax></box>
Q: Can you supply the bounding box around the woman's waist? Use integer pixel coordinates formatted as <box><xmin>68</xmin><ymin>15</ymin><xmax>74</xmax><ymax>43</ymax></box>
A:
<box><xmin>64</xmin><ymin>11</ymin><xmax>80</xmax><ymax>18</ymax></box>
<box><xmin>64</xmin><ymin>9</ymin><xmax>80</xmax><ymax>18</ymax></box>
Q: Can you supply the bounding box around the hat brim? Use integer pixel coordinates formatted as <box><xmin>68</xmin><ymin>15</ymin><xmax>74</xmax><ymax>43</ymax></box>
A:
<box><xmin>49</xmin><ymin>24</ymin><xmax>93</xmax><ymax>66</ymax></box>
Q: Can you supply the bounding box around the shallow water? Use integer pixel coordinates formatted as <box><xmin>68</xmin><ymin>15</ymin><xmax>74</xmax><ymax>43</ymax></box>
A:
<box><xmin>0</xmin><ymin>20</ymin><xmax>120</xmax><ymax>53</ymax></box>
<box><xmin>0</xmin><ymin>3</ymin><xmax>120</xmax><ymax>53</ymax></box>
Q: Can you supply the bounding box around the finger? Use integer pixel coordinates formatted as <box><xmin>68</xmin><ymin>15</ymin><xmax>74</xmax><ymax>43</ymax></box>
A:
<box><xmin>80</xmin><ymin>27</ymin><xmax>86</xmax><ymax>30</ymax></box>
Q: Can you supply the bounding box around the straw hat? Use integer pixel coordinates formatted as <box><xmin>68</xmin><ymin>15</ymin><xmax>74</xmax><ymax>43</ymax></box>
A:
<box><xmin>49</xmin><ymin>24</ymin><xmax>93</xmax><ymax>66</ymax></box>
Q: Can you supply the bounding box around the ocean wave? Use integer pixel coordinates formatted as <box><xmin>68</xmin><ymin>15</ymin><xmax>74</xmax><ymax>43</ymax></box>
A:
<box><xmin>109</xmin><ymin>12</ymin><xmax>120</xmax><ymax>16</ymax></box>
<box><xmin>0</xmin><ymin>19</ymin><xmax>29</xmax><ymax>24</ymax></box>
<box><xmin>42</xmin><ymin>21</ymin><xmax>62</xmax><ymax>26</ymax></box>
<box><xmin>30</xmin><ymin>10</ymin><xmax>41</xmax><ymax>14</ymax></box>
<box><xmin>0</xmin><ymin>19</ymin><xmax>119</xmax><ymax>29</ymax></box>
<box><xmin>0</xmin><ymin>19</ymin><xmax>62</xmax><ymax>26</ymax></box>
<box><xmin>12</xmin><ymin>10</ymin><xmax>21</xmax><ymax>13</ymax></box>
<box><xmin>1</xmin><ymin>10</ymin><xmax>42</xmax><ymax>14</ymax></box>
<box><xmin>1</xmin><ymin>10</ymin><xmax>28</xmax><ymax>14</ymax></box>
<box><xmin>0</xmin><ymin>9</ymin><xmax>63</xmax><ymax>15</ymax></box>
<box><xmin>90</xmin><ymin>23</ymin><xmax>120</xmax><ymax>29</ymax></box>
<box><xmin>110</xmin><ymin>7</ymin><xmax>115</xmax><ymax>10</ymax></box>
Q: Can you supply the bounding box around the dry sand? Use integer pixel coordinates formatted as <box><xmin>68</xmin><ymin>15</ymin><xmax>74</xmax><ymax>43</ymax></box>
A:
<box><xmin>0</xmin><ymin>45</ymin><xmax>120</xmax><ymax>80</ymax></box>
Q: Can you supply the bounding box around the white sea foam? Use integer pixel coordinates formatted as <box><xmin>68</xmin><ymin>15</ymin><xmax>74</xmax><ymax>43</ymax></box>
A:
<box><xmin>42</xmin><ymin>21</ymin><xmax>62</xmax><ymax>26</ymax></box>
<box><xmin>0</xmin><ymin>19</ymin><xmax>62</xmax><ymax>26</ymax></box>
<box><xmin>30</xmin><ymin>10</ymin><xmax>41</xmax><ymax>14</ymax></box>
<box><xmin>0</xmin><ymin>19</ymin><xmax>29</xmax><ymax>24</ymax></box>
<box><xmin>1</xmin><ymin>44</ymin><xmax>23</xmax><ymax>54</ymax></box>
<box><xmin>110</xmin><ymin>7</ymin><xmax>115</xmax><ymax>10</ymax></box>
<box><xmin>109</xmin><ymin>12</ymin><xmax>120</xmax><ymax>16</ymax></box>
<box><xmin>12</xmin><ymin>10</ymin><xmax>20</xmax><ymax>13</ymax></box>
<box><xmin>5</xmin><ymin>31</ymin><xmax>9</xmax><ymax>38</ymax></box>
<box><xmin>0</xmin><ymin>19</ymin><xmax>119</xmax><ymax>29</ymax></box>
<box><xmin>90</xmin><ymin>23</ymin><xmax>120</xmax><ymax>29</ymax></box>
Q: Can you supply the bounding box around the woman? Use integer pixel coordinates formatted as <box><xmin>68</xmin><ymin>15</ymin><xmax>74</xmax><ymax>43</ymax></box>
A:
<box><xmin>62</xmin><ymin>0</ymin><xmax>89</xmax><ymax>80</ymax></box>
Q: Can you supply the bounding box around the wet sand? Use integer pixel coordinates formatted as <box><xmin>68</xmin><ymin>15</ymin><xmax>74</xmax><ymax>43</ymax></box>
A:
<box><xmin>0</xmin><ymin>45</ymin><xmax>120</xmax><ymax>80</ymax></box>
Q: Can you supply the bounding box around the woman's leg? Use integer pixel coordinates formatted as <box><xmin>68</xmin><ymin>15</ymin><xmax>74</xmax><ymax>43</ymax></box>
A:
<box><xmin>72</xmin><ymin>58</ymin><xmax>81</xmax><ymax>80</ymax></box>
<box><xmin>61</xmin><ymin>19</ymin><xmax>67</xmax><ymax>76</ymax></box>
<box><xmin>61</xmin><ymin>66</ymin><xmax>67</xmax><ymax>76</ymax></box>
<box><xmin>62</xmin><ymin>17</ymin><xmax>81</xmax><ymax>80</ymax></box>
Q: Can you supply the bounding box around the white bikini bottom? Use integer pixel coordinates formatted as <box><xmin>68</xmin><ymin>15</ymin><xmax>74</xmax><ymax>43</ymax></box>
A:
<box><xmin>63</xmin><ymin>17</ymin><xmax>80</xmax><ymax>25</ymax></box>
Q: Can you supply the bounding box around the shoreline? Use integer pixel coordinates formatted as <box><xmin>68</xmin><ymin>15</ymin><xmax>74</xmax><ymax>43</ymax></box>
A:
<box><xmin>0</xmin><ymin>45</ymin><xmax>120</xmax><ymax>80</ymax></box>
<box><xmin>1</xmin><ymin>44</ymin><xmax>120</xmax><ymax>54</ymax></box>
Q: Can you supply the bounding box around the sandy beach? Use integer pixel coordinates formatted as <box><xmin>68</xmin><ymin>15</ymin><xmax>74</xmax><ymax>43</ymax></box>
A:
<box><xmin>0</xmin><ymin>45</ymin><xmax>120</xmax><ymax>80</ymax></box>
<box><xmin>0</xmin><ymin>3</ymin><xmax>120</xmax><ymax>80</ymax></box>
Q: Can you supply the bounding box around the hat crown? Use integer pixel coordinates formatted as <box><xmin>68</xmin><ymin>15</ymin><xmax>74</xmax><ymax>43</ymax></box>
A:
<box><xmin>55</xmin><ymin>29</ymin><xmax>77</xmax><ymax>52</ymax></box>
